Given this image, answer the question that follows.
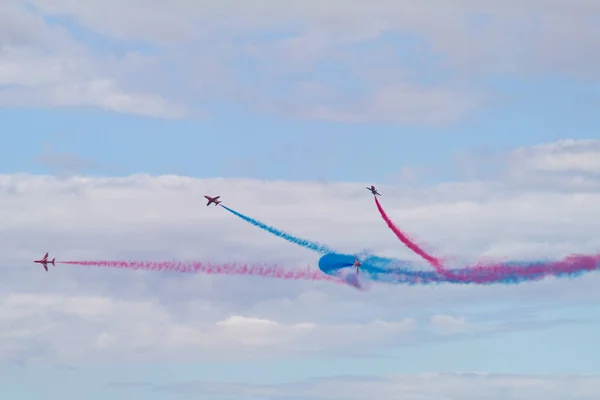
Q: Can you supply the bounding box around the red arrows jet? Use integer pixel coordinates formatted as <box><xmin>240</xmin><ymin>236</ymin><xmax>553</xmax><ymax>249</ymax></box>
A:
<box><xmin>34</xmin><ymin>252</ymin><xmax>55</xmax><ymax>271</ymax></box>
<box><xmin>366</xmin><ymin>185</ymin><xmax>381</xmax><ymax>196</ymax></box>
<box><xmin>204</xmin><ymin>195</ymin><xmax>222</xmax><ymax>206</ymax></box>
<box><xmin>353</xmin><ymin>256</ymin><xmax>362</xmax><ymax>273</ymax></box>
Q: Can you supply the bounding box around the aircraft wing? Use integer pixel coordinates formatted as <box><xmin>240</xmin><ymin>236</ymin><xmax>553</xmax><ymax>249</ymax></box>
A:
<box><xmin>43</xmin><ymin>252</ymin><xmax>48</xmax><ymax>260</ymax></box>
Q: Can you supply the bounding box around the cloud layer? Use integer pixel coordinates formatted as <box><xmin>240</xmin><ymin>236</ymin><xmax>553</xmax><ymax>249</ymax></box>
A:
<box><xmin>2</xmin><ymin>139</ymin><xmax>600</xmax><ymax>369</ymax></box>
<box><xmin>154</xmin><ymin>373</ymin><xmax>600</xmax><ymax>400</ymax></box>
<box><xmin>2</xmin><ymin>1</ymin><xmax>598</xmax><ymax>122</ymax></box>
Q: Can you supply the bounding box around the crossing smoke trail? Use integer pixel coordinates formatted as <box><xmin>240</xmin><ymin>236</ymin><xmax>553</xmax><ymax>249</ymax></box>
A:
<box><xmin>58</xmin><ymin>253</ymin><xmax>600</xmax><ymax>288</ymax></box>
<box><xmin>370</xmin><ymin>195</ymin><xmax>600</xmax><ymax>283</ymax></box>
<box><xmin>58</xmin><ymin>260</ymin><xmax>348</xmax><ymax>285</ymax></box>
<box><xmin>318</xmin><ymin>252</ymin><xmax>600</xmax><ymax>285</ymax></box>
<box><xmin>220</xmin><ymin>204</ymin><xmax>333</xmax><ymax>254</ymax></box>
<box><xmin>218</xmin><ymin>201</ymin><xmax>599</xmax><ymax>286</ymax></box>
<box><xmin>58</xmin><ymin>201</ymin><xmax>598</xmax><ymax>290</ymax></box>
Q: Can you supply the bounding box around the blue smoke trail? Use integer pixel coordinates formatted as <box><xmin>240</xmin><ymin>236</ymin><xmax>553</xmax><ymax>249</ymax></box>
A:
<box><xmin>318</xmin><ymin>252</ymin><xmax>600</xmax><ymax>286</ymax></box>
<box><xmin>218</xmin><ymin>205</ymin><xmax>599</xmax><ymax>287</ymax></box>
<box><xmin>220</xmin><ymin>205</ymin><xmax>333</xmax><ymax>254</ymax></box>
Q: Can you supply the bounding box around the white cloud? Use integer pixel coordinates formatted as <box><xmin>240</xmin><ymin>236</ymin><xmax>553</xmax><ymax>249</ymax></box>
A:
<box><xmin>509</xmin><ymin>139</ymin><xmax>600</xmax><ymax>174</ymax></box>
<box><xmin>0</xmin><ymin>2</ymin><xmax>185</xmax><ymax>118</ymax></box>
<box><xmin>26</xmin><ymin>0</ymin><xmax>600</xmax><ymax>76</ymax></box>
<box><xmin>277</xmin><ymin>82</ymin><xmax>480</xmax><ymax>126</ymax></box>
<box><xmin>0</xmin><ymin>292</ymin><xmax>417</xmax><ymax>363</ymax></box>
<box><xmin>1</xmin><ymin>140</ymin><xmax>600</xmax><ymax>364</ymax></box>
<box><xmin>2</xmin><ymin>1</ymin><xmax>596</xmax><ymax>122</ymax></box>
<box><xmin>430</xmin><ymin>314</ymin><xmax>467</xmax><ymax>333</ymax></box>
<box><xmin>455</xmin><ymin>139</ymin><xmax>600</xmax><ymax>191</ymax></box>
<box><xmin>154</xmin><ymin>373</ymin><xmax>600</xmax><ymax>400</ymax></box>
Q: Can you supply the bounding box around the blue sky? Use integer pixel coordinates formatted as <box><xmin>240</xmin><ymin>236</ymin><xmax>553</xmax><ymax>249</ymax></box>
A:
<box><xmin>2</xmin><ymin>2</ymin><xmax>600</xmax><ymax>399</ymax></box>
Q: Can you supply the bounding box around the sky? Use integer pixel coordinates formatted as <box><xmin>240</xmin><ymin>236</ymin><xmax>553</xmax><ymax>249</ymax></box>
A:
<box><xmin>1</xmin><ymin>1</ymin><xmax>600</xmax><ymax>399</ymax></box>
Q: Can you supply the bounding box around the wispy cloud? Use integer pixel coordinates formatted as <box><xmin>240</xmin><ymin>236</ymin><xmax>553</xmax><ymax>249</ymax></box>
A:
<box><xmin>152</xmin><ymin>373</ymin><xmax>600</xmax><ymax>399</ymax></box>
<box><xmin>36</xmin><ymin>148</ymin><xmax>100</xmax><ymax>175</ymax></box>
<box><xmin>2</xmin><ymin>1</ymin><xmax>598</xmax><ymax>122</ymax></box>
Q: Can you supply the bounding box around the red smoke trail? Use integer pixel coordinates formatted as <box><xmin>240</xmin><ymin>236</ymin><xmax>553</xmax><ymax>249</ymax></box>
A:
<box><xmin>373</xmin><ymin>196</ymin><xmax>445</xmax><ymax>269</ymax></box>
<box><xmin>58</xmin><ymin>260</ymin><xmax>346</xmax><ymax>284</ymax></box>
<box><xmin>373</xmin><ymin>196</ymin><xmax>600</xmax><ymax>283</ymax></box>
<box><xmin>461</xmin><ymin>253</ymin><xmax>600</xmax><ymax>284</ymax></box>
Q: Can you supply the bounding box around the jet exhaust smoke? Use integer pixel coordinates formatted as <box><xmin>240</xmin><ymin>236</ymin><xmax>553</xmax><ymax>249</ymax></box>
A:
<box><xmin>373</xmin><ymin>196</ymin><xmax>445</xmax><ymax>269</ymax></box>
<box><xmin>55</xmin><ymin>200</ymin><xmax>600</xmax><ymax>290</ymax></box>
<box><xmin>220</xmin><ymin>204</ymin><xmax>333</xmax><ymax>254</ymax></box>
<box><xmin>58</xmin><ymin>260</ymin><xmax>348</xmax><ymax>284</ymax></box>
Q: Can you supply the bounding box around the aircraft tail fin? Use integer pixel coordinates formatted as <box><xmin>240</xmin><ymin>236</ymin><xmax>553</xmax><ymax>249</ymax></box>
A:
<box><xmin>51</xmin><ymin>258</ymin><xmax>55</xmax><ymax>266</ymax></box>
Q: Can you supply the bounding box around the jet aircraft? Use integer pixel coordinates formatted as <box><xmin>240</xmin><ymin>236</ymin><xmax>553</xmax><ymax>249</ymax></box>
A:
<box><xmin>366</xmin><ymin>185</ymin><xmax>381</xmax><ymax>196</ymax></box>
<box><xmin>33</xmin><ymin>252</ymin><xmax>55</xmax><ymax>271</ymax></box>
<box><xmin>353</xmin><ymin>256</ymin><xmax>362</xmax><ymax>273</ymax></box>
<box><xmin>204</xmin><ymin>195</ymin><xmax>222</xmax><ymax>206</ymax></box>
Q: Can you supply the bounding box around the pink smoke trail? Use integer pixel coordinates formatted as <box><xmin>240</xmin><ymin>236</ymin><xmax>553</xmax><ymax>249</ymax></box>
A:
<box><xmin>373</xmin><ymin>196</ymin><xmax>445</xmax><ymax>269</ymax></box>
<box><xmin>58</xmin><ymin>260</ymin><xmax>347</xmax><ymax>285</ymax></box>
<box><xmin>460</xmin><ymin>253</ymin><xmax>600</xmax><ymax>284</ymax></box>
<box><xmin>373</xmin><ymin>196</ymin><xmax>600</xmax><ymax>283</ymax></box>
